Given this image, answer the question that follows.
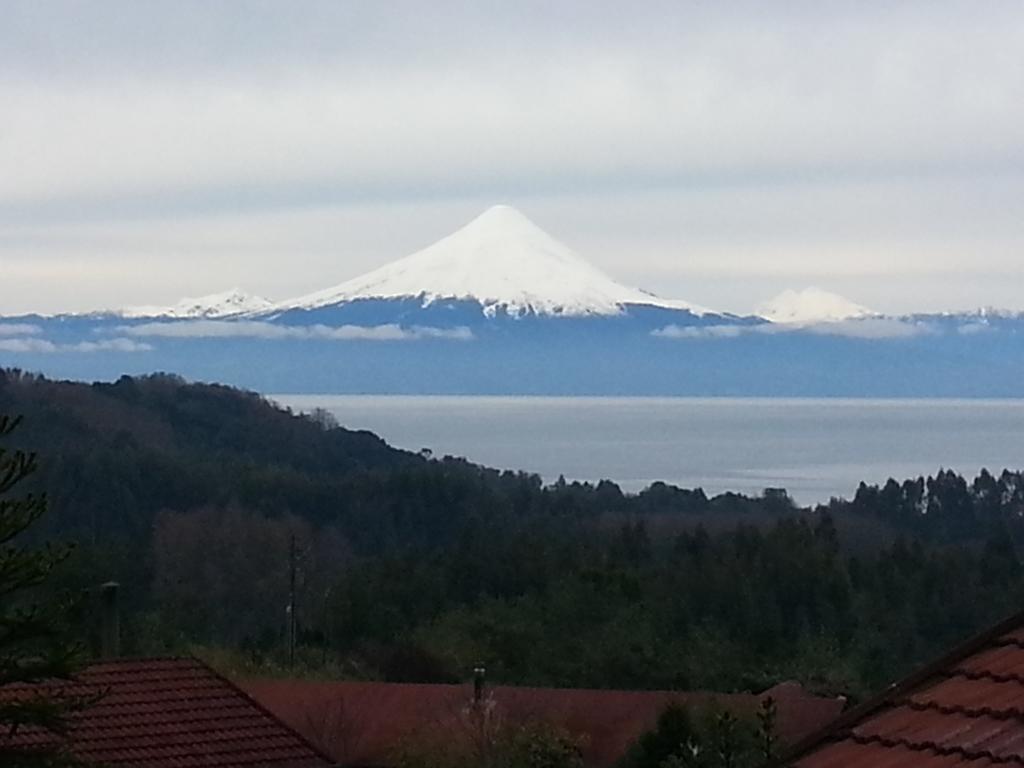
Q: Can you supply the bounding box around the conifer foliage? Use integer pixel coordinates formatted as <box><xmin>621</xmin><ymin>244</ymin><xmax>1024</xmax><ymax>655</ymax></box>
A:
<box><xmin>0</xmin><ymin>414</ymin><xmax>85</xmax><ymax>767</ymax></box>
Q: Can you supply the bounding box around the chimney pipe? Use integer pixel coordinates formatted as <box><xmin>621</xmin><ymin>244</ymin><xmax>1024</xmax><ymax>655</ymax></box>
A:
<box><xmin>473</xmin><ymin>664</ymin><xmax>486</xmax><ymax>705</ymax></box>
<box><xmin>100</xmin><ymin>581</ymin><xmax>120</xmax><ymax>659</ymax></box>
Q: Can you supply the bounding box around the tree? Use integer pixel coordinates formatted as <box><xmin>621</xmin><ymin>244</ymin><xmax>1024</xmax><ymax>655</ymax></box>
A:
<box><xmin>0</xmin><ymin>414</ymin><xmax>86</xmax><ymax>767</ymax></box>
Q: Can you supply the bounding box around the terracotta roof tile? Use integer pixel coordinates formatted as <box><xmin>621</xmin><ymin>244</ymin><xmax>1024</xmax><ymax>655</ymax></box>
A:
<box><xmin>0</xmin><ymin>658</ymin><xmax>334</xmax><ymax>767</ymax></box>
<box><xmin>788</xmin><ymin>611</ymin><xmax>1024</xmax><ymax>767</ymax></box>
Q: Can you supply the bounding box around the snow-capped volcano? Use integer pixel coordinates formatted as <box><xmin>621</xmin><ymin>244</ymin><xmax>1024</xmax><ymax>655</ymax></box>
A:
<box><xmin>120</xmin><ymin>288</ymin><xmax>274</xmax><ymax>319</ymax></box>
<box><xmin>757</xmin><ymin>287</ymin><xmax>876</xmax><ymax>324</ymax></box>
<box><xmin>278</xmin><ymin>205</ymin><xmax>711</xmax><ymax>317</ymax></box>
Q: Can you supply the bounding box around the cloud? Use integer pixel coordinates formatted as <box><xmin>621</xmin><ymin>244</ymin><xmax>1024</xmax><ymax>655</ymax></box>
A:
<box><xmin>2</xmin><ymin>3</ymin><xmax>1022</xmax><ymax>211</ymax></box>
<box><xmin>72</xmin><ymin>338</ymin><xmax>154</xmax><ymax>352</ymax></box>
<box><xmin>652</xmin><ymin>324</ymin><xmax>749</xmax><ymax>339</ymax></box>
<box><xmin>0</xmin><ymin>324</ymin><xmax>42</xmax><ymax>336</ymax></box>
<box><xmin>120</xmin><ymin>320</ymin><xmax>473</xmax><ymax>341</ymax></box>
<box><xmin>803</xmin><ymin>318</ymin><xmax>936</xmax><ymax>339</ymax></box>
<box><xmin>0</xmin><ymin>336</ymin><xmax>151</xmax><ymax>353</ymax></box>
<box><xmin>0</xmin><ymin>337</ymin><xmax>57</xmax><ymax>352</ymax></box>
<box><xmin>957</xmin><ymin>322</ymin><xmax>993</xmax><ymax>335</ymax></box>
<box><xmin>654</xmin><ymin>317</ymin><xmax>935</xmax><ymax>340</ymax></box>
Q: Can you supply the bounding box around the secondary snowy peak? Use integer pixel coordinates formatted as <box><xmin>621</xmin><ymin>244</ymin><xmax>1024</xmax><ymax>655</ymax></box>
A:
<box><xmin>281</xmin><ymin>205</ymin><xmax>712</xmax><ymax>317</ymax></box>
<box><xmin>757</xmin><ymin>287</ymin><xmax>876</xmax><ymax>324</ymax></box>
<box><xmin>120</xmin><ymin>288</ymin><xmax>274</xmax><ymax>319</ymax></box>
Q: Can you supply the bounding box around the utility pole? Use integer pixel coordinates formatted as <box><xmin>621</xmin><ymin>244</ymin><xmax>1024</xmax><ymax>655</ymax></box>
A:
<box><xmin>288</xmin><ymin>533</ymin><xmax>297</xmax><ymax>670</ymax></box>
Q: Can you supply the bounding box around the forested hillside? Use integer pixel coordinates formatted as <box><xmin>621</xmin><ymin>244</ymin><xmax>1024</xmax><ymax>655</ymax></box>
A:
<box><xmin>4</xmin><ymin>368</ymin><xmax>1024</xmax><ymax>701</ymax></box>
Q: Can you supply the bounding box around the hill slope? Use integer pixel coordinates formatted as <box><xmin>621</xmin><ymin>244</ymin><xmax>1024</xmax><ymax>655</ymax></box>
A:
<box><xmin>0</xmin><ymin>370</ymin><xmax>413</xmax><ymax>544</ymax></box>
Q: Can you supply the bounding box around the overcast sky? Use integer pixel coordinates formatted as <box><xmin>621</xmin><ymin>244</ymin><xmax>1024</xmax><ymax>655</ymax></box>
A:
<box><xmin>2</xmin><ymin>1</ymin><xmax>1022</xmax><ymax>316</ymax></box>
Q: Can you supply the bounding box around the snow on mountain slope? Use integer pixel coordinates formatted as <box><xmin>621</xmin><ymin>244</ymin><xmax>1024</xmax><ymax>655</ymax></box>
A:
<box><xmin>120</xmin><ymin>288</ymin><xmax>274</xmax><ymax>319</ymax></box>
<box><xmin>757</xmin><ymin>287</ymin><xmax>876</xmax><ymax>324</ymax></box>
<box><xmin>279</xmin><ymin>205</ymin><xmax>712</xmax><ymax>317</ymax></box>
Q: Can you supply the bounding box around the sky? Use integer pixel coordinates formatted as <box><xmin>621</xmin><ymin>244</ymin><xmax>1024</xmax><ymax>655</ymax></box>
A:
<box><xmin>1</xmin><ymin>1</ymin><xmax>1022</xmax><ymax>317</ymax></box>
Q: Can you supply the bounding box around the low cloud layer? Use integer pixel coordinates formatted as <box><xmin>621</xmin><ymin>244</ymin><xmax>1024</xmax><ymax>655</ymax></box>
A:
<box><xmin>0</xmin><ymin>324</ymin><xmax>43</xmax><ymax>336</ymax></box>
<box><xmin>121</xmin><ymin>320</ymin><xmax>474</xmax><ymax>341</ymax></box>
<box><xmin>0</xmin><ymin>336</ymin><xmax>152</xmax><ymax>353</ymax></box>
<box><xmin>654</xmin><ymin>317</ymin><xmax>937</xmax><ymax>340</ymax></box>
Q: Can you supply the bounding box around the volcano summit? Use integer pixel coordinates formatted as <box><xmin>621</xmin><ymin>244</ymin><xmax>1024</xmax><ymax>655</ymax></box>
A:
<box><xmin>273</xmin><ymin>205</ymin><xmax>714</xmax><ymax>320</ymax></box>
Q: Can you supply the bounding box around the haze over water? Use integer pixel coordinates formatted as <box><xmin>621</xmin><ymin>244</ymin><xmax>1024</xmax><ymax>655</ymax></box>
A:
<box><xmin>274</xmin><ymin>396</ymin><xmax>1024</xmax><ymax>504</ymax></box>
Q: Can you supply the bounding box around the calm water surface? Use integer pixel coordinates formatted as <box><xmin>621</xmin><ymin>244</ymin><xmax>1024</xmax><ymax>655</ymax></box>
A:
<box><xmin>273</xmin><ymin>396</ymin><xmax>1024</xmax><ymax>504</ymax></box>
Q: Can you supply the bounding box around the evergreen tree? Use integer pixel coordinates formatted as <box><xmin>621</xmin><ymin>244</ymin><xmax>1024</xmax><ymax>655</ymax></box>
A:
<box><xmin>0</xmin><ymin>414</ymin><xmax>86</xmax><ymax>767</ymax></box>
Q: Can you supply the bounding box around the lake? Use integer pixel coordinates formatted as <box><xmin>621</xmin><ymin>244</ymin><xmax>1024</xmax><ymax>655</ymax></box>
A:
<box><xmin>272</xmin><ymin>396</ymin><xmax>1024</xmax><ymax>504</ymax></box>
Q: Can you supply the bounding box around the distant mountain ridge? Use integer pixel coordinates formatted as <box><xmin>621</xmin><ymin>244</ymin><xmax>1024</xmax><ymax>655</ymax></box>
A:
<box><xmin>9</xmin><ymin>205</ymin><xmax>1017</xmax><ymax>325</ymax></box>
<box><xmin>119</xmin><ymin>288</ymin><xmax>275</xmax><ymax>319</ymax></box>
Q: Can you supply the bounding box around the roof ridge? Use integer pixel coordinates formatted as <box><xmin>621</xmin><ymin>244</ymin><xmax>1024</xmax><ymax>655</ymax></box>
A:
<box><xmin>846</xmin><ymin>732</ymin><xmax>1024</xmax><ymax>765</ymax></box>
<box><xmin>953</xmin><ymin>667</ymin><xmax>1024</xmax><ymax>686</ymax></box>
<box><xmin>899</xmin><ymin>697</ymin><xmax>1024</xmax><ymax>721</ymax></box>
<box><xmin>73</xmin><ymin>715</ymin><xmax>305</xmax><ymax>735</ymax></box>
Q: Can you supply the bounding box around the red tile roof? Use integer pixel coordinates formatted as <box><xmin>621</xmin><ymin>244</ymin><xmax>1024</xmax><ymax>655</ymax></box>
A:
<box><xmin>243</xmin><ymin>679</ymin><xmax>844</xmax><ymax>767</ymax></box>
<box><xmin>0</xmin><ymin>657</ymin><xmax>335</xmax><ymax>767</ymax></box>
<box><xmin>787</xmin><ymin>613</ymin><xmax>1024</xmax><ymax>767</ymax></box>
